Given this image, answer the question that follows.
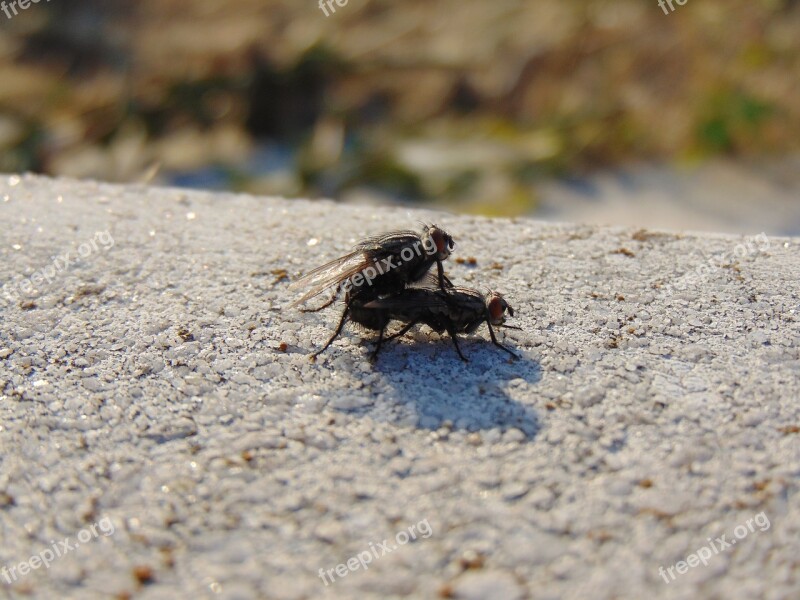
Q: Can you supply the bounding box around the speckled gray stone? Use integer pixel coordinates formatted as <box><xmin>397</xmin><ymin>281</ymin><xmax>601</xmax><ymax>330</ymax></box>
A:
<box><xmin>0</xmin><ymin>174</ymin><xmax>798</xmax><ymax>599</ymax></box>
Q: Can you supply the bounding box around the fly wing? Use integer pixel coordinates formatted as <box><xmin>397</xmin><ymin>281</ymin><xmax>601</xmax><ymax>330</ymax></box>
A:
<box><xmin>448</xmin><ymin>287</ymin><xmax>487</xmax><ymax>313</ymax></box>
<box><xmin>289</xmin><ymin>249</ymin><xmax>371</xmax><ymax>307</ymax></box>
<box><xmin>290</xmin><ymin>249</ymin><xmax>363</xmax><ymax>290</ymax></box>
<box><xmin>383</xmin><ymin>287</ymin><xmax>484</xmax><ymax>323</ymax></box>
<box><xmin>449</xmin><ymin>287</ymin><xmax>485</xmax><ymax>302</ymax></box>
<box><xmin>354</xmin><ymin>230</ymin><xmax>420</xmax><ymax>254</ymax></box>
<box><xmin>363</xmin><ymin>289</ymin><xmax>450</xmax><ymax>314</ymax></box>
<box><xmin>290</xmin><ymin>229</ymin><xmax>424</xmax><ymax>307</ymax></box>
<box><xmin>409</xmin><ymin>270</ymin><xmax>453</xmax><ymax>290</ymax></box>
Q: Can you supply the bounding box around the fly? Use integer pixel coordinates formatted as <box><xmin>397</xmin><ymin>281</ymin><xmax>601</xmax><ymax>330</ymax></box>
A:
<box><xmin>364</xmin><ymin>287</ymin><xmax>519</xmax><ymax>361</ymax></box>
<box><xmin>290</xmin><ymin>224</ymin><xmax>455</xmax><ymax>310</ymax></box>
<box><xmin>312</xmin><ymin>286</ymin><xmax>519</xmax><ymax>362</ymax></box>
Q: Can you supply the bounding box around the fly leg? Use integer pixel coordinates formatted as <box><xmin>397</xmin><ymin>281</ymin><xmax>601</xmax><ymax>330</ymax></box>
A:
<box><xmin>487</xmin><ymin>322</ymin><xmax>519</xmax><ymax>359</ymax></box>
<box><xmin>445</xmin><ymin>324</ymin><xmax>469</xmax><ymax>362</ymax></box>
<box><xmin>436</xmin><ymin>260</ymin><xmax>452</xmax><ymax>291</ymax></box>
<box><xmin>370</xmin><ymin>325</ymin><xmax>387</xmax><ymax>361</ymax></box>
<box><xmin>300</xmin><ymin>293</ymin><xmax>338</xmax><ymax>313</ymax></box>
<box><xmin>386</xmin><ymin>319</ymin><xmax>420</xmax><ymax>341</ymax></box>
<box><xmin>312</xmin><ymin>302</ymin><xmax>350</xmax><ymax>358</ymax></box>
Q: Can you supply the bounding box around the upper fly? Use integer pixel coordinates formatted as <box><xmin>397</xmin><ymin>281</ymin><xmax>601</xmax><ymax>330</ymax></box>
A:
<box><xmin>290</xmin><ymin>223</ymin><xmax>455</xmax><ymax>309</ymax></box>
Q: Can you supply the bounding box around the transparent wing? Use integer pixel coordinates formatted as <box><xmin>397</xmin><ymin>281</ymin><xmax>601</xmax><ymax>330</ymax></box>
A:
<box><xmin>289</xmin><ymin>250</ymin><xmax>371</xmax><ymax>307</ymax></box>
<box><xmin>409</xmin><ymin>270</ymin><xmax>453</xmax><ymax>290</ymax></box>
<box><xmin>289</xmin><ymin>229</ymin><xmax>424</xmax><ymax>307</ymax></box>
<box><xmin>363</xmin><ymin>289</ymin><xmax>449</xmax><ymax>312</ymax></box>
<box><xmin>365</xmin><ymin>287</ymin><xmax>482</xmax><ymax>313</ymax></box>
<box><xmin>290</xmin><ymin>249</ymin><xmax>364</xmax><ymax>290</ymax></box>
<box><xmin>353</xmin><ymin>230</ymin><xmax>420</xmax><ymax>254</ymax></box>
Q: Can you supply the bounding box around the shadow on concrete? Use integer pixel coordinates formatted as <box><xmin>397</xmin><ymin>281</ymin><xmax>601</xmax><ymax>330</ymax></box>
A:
<box><xmin>368</xmin><ymin>335</ymin><xmax>542</xmax><ymax>440</ymax></box>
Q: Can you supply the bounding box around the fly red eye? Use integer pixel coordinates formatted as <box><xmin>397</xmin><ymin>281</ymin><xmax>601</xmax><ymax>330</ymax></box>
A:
<box><xmin>431</xmin><ymin>229</ymin><xmax>446</xmax><ymax>254</ymax></box>
<box><xmin>488</xmin><ymin>297</ymin><xmax>505</xmax><ymax>322</ymax></box>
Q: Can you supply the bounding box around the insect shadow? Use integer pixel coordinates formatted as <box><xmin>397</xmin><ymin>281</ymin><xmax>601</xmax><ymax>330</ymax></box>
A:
<box><xmin>361</xmin><ymin>340</ymin><xmax>541</xmax><ymax>441</ymax></box>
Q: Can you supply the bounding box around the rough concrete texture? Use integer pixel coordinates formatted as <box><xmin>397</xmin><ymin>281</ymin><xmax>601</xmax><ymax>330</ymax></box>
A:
<box><xmin>0</xmin><ymin>174</ymin><xmax>798</xmax><ymax>600</ymax></box>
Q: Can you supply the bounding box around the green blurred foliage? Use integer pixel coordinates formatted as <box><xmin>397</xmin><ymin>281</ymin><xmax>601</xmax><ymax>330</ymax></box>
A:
<box><xmin>0</xmin><ymin>0</ymin><xmax>797</xmax><ymax>213</ymax></box>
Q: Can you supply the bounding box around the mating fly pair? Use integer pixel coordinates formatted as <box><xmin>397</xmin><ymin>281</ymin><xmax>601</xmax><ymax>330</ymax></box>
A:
<box><xmin>290</xmin><ymin>224</ymin><xmax>518</xmax><ymax>361</ymax></box>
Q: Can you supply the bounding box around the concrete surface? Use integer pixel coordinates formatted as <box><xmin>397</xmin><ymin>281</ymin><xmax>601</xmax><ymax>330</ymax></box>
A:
<box><xmin>0</xmin><ymin>174</ymin><xmax>798</xmax><ymax>600</ymax></box>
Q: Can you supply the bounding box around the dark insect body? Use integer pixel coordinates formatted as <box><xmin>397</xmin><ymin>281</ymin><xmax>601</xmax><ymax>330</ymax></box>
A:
<box><xmin>365</xmin><ymin>287</ymin><xmax>518</xmax><ymax>361</ymax></box>
<box><xmin>290</xmin><ymin>224</ymin><xmax>455</xmax><ymax>310</ymax></box>
<box><xmin>312</xmin><ymin>286</ymin><xmax>518</xmax><ymax>362</ymax></box>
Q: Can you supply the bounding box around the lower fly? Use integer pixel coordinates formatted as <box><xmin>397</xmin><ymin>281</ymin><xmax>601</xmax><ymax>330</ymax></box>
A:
<box><xmin>312</xmin><ymin>286</ymin><xmax>519</xmax><ymax>362</ymax></box>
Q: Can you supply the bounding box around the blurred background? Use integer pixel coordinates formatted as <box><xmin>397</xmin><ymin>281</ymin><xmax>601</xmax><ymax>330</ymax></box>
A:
<box><xmin>1</xmin><ymin>0</ymin><xmax>798</xmax><ymax>234</ymax></box>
